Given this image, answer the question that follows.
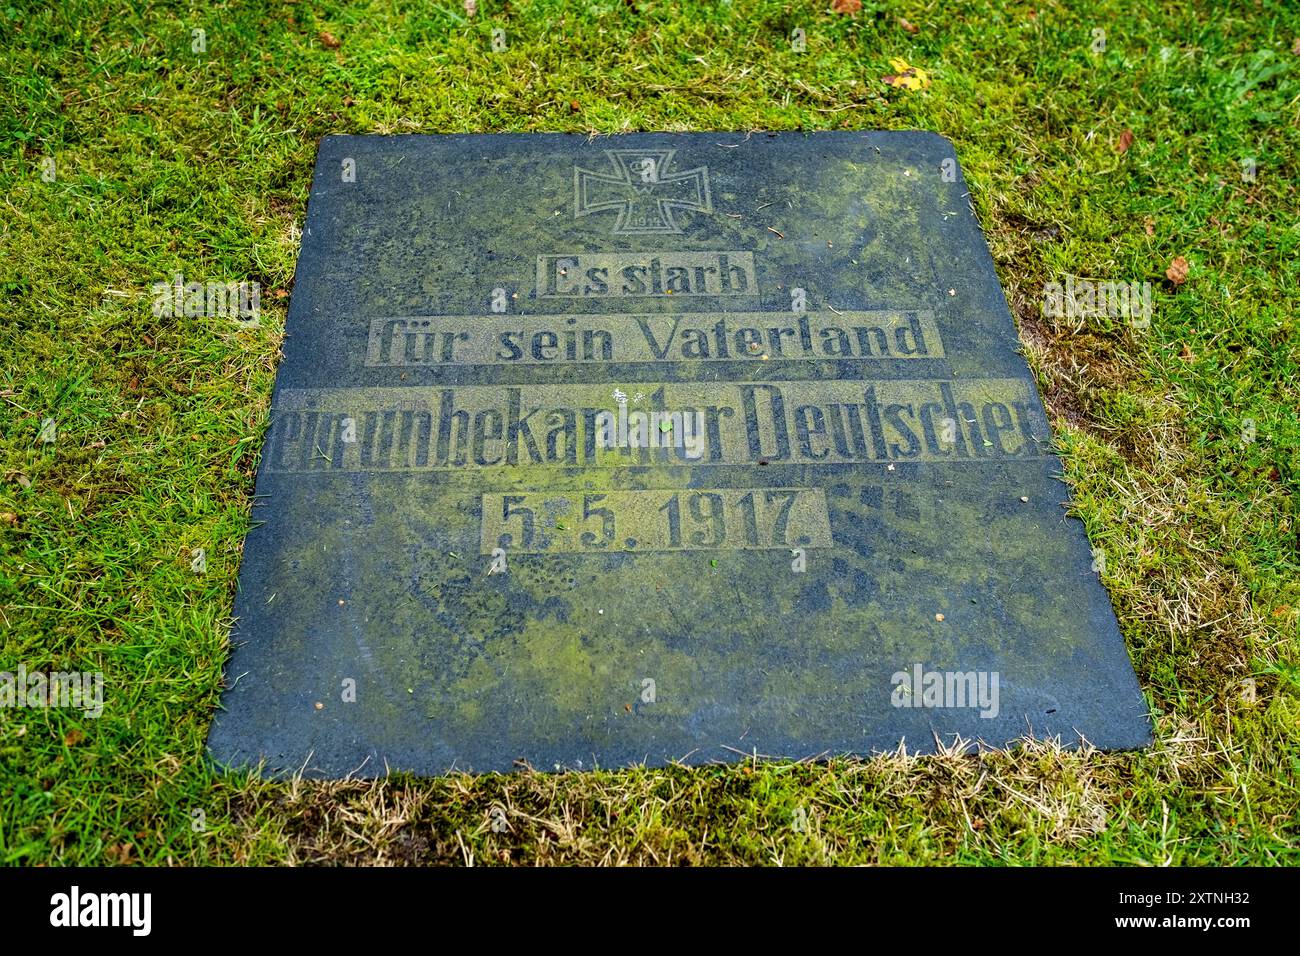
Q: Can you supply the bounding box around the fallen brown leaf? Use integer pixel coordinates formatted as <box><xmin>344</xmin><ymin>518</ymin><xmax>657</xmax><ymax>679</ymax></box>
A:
<box><xmin>1144</xmin><ymin>217</ymin><xmax>1155</xmax><ymax>237</ymax></box>
<box><xmin>1180</xmin><ymin>344</ymin><xmax>1195</xmax><ymax>361</ymax></box>
<box><xmin>0</xmin><ymin>512</ymin><xmax>17</xmax><ymax>525</ymax></box>
<box><xmin>1166</xmin><ymin>256</ymin><xmax>1190</xmax><ymax>286</ymax></box>
<box><xmin>1293</xmin><ymin>37</ymin><xmax>1300</xmax><ymax>55</ymax></box>
<box><xmin>105</xmin><ymin>843</ymin><xmax>135</xmax><ymax>865</ymax></box>
<box><xmin>898</xmin><ymin>17</ymin><xmax>919</xmax><ymax>33</ymax></box>
<box><xmin>1116</xmin><ymin>129</ymin><xmax>1134</xmax><ymax>153</ymax></box>
<box><xmin>64</xmin><ymin>729</ymin><xmax>85</xmax><ymax>746</ymax></box>
<box><xmin>319</xmin><ymin>31</ymin><xmax>340</xmax><ymax>49</ymax></box>
<box><xmin>832</xmin><ymin>0</ymin><xmax>862</xmax><ymax>13</ymax></box>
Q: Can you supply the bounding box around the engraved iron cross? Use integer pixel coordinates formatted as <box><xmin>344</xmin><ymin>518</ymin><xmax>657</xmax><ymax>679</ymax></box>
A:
<box><xmin>574</xmin><ymin>149</ymin><xmax>712</xmax><ymax>235</ymax></box>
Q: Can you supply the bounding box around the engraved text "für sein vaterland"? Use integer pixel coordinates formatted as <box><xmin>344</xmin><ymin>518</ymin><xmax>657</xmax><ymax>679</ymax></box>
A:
<box><xmin>365</xmin><ymin>312</ymin><xmax>944</xmax><ymax>366</ymax></box>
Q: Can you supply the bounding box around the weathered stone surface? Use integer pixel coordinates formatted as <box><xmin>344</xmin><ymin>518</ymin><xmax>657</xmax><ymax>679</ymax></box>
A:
<box><xmin>207</xmin><ymin>132</ymin><xmax>1151</xmax><ymax>777</ymax></box>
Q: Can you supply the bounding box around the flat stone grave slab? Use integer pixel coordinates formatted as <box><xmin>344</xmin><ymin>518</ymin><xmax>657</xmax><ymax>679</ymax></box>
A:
<box><xmin>208</xmin><ymin>131</ymin><xmax>1151</xmax><ymax>777</ymax></box>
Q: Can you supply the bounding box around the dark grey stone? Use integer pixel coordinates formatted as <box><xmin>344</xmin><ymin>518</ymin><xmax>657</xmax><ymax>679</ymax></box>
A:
<box><xmin>207</xmin><ymin>131</ymin><xmax>1151</xmax><ymax>777</ymax></box>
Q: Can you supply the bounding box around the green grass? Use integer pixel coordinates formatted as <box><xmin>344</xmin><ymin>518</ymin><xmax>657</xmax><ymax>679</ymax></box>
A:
<box><xmin>1</xmin><ymin>0</ymin><xmax>1297</xmax><ymax>865</ymax></box>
